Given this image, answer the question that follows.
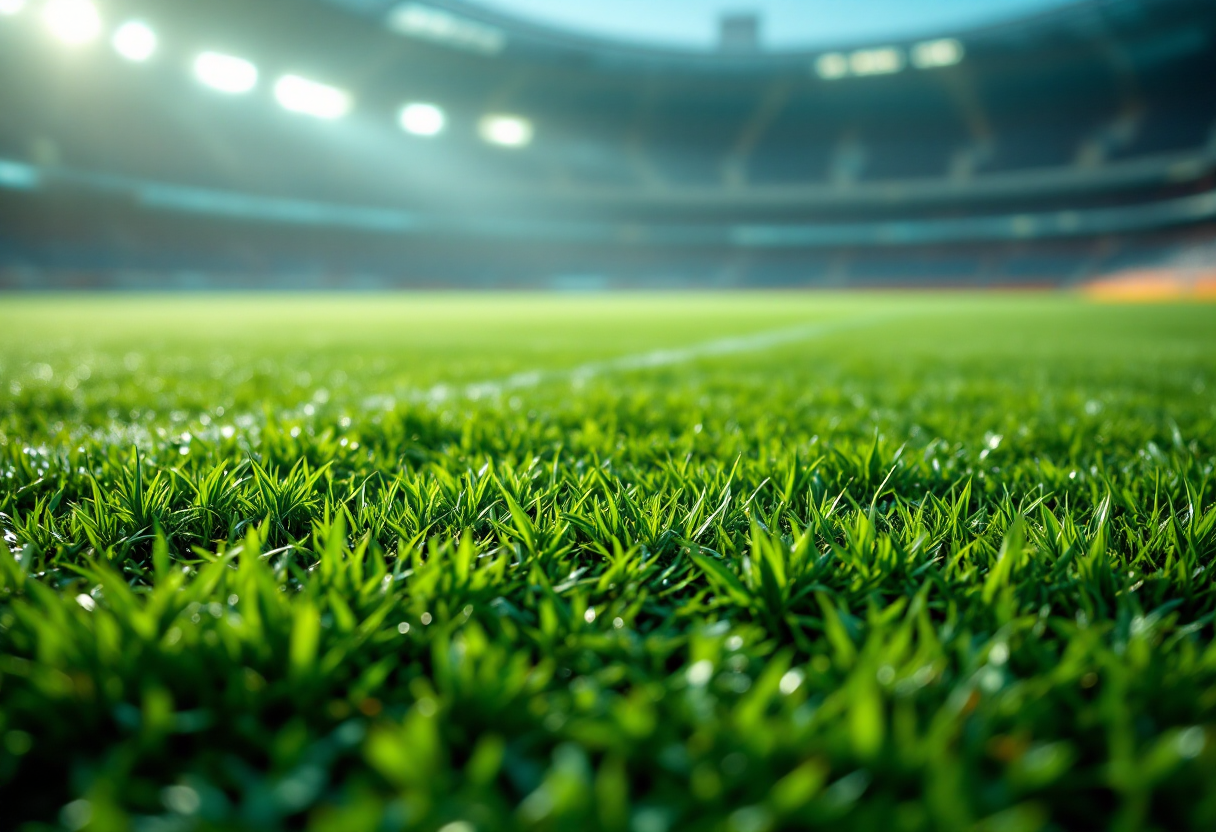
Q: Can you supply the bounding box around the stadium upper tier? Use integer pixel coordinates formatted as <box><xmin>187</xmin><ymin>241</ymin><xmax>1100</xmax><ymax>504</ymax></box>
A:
<box><xmin>0</xmin><ymin>0</ymin><xmax>1214</xmax><ymax>287</ymax></box>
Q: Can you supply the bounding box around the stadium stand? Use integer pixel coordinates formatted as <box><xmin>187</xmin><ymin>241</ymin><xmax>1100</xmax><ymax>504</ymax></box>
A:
<box><xmin>0</xmin><ymin>0</ymin><xmax>1214</xmax><ymax>289</ymax></box>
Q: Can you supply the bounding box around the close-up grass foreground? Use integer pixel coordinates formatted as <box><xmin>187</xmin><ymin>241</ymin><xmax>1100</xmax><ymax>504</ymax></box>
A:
<box><xmin>1</xmin><ymin>294</ymin><xmax>1215</xmax><ymax>832</ymax></box>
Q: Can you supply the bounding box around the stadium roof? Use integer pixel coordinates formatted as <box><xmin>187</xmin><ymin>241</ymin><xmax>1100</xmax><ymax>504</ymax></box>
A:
<box><xmin>316</xmin><ymin>0</ymin><xmax>1154</xmax><ymax>71</ymax></box>
<box><xmin>465</xmin><ymin>0</ymin><xmax>1085</xmax><ymax>52</ymax></box>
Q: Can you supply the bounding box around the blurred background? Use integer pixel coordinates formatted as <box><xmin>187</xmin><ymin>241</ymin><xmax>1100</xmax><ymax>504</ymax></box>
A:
<box><xmin>0</xmin><ymin>0</ymin><xmax>1214</xmax><ymax>292</ymax></box>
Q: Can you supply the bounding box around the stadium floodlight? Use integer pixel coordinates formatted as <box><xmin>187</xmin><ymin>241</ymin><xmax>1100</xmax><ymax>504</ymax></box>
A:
<box><xmin>814</xmin><ymin>52</ymin><xmax>849</xmax><ymax>80</ymax></box>
<box><xmin>0</xmin><ymin>0</ymin><xmax>27</xmax><ymax>17</ymax></box>
<box><xmin>386</xmin><ymin>3</ymin><xmax>506</xmax><ymax>56</ymax></box>
<box><xmin>112</xmin><ymin>20</ymin><xmax>157</xmax><ymax>62</ymax></box>
<box><xmin>912</xmin><ymin>38</ymin><xmax>964</xmax><ymax>69</ymax></box>
<box><xmin>849</xmin><ymin>47</ymin><xmax>904</xmax><ymax>76</ymax></box>
<box><xmin>194</xmin><ymin>52</ymin><xmax>258</xmax><ymax>94</ymax></box>
<box><xmin>42</xmin><ymin>0</ymin><xmax>102</xmax><ymax>45</ymax></box>
<box><xmin>399</xmin><ymin>102</ymin><xmax>446</xmax><ymax>137</ymax></box>
<box><xmin>274</xmin><ymin>75</ymin><xmax>352</xmax><ymax>120</ymax></box>
<box><xmin>479</xmin><ymin>114</ymin><xmax>532</xmax><ymax>148</ymax></box>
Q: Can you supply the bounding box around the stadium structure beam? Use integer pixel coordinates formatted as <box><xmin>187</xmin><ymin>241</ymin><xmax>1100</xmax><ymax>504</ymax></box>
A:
<box><xmin>622</xmin><ymin>80</ymin><xmax>666</xmax><ymax>191</ymax></box>
<box><xmin>1075</xmin><ymin>17</ymin><xmax>1144</xmax><ymax>168</ymax></box>
<box><xmin>721</xmin><ymin>79</ymin><xmax>791</xmax><ymax>189</ymax></box>
<box><xmin>937</xmin><ymin>67</ymin><xmax>994</xmax><ymax>181</ymax></box>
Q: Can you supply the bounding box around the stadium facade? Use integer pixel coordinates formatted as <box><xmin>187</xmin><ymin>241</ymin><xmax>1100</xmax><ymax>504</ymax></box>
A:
<box><xmin>0</xmin><ymin>0</ymin><xmax>1214</xmax><ymax>290</ymax></box>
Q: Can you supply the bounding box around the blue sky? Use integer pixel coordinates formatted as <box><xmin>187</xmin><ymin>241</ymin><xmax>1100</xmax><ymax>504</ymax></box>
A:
<box><xmin>471</xmin><ymin>0</ymin><xmax>1081</xmax><ymax>49</ymax></box>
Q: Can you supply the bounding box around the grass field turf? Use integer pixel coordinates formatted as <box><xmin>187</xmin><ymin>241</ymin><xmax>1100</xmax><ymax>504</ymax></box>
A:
<box><xmin>1</xmin><ymin>294</ymin><xmax>1215</xmax><ymax>832</ymax></box>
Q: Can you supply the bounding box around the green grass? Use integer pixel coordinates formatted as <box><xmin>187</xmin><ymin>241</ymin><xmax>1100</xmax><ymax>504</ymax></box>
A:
<box><xmin>1</xmin><ymin>293</ymin><xmax>1215</xmax><ymax>832</ymax></box>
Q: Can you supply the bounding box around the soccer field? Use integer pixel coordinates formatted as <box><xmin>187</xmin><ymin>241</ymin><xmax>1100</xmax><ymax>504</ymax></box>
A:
<box><xmin>2</xmin><ymin>294</ymin><xmax>1215</xmax><ymax>831</ymax></box>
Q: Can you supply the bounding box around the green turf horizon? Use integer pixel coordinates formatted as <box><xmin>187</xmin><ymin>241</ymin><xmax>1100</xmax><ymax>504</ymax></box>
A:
<box><xmin>1</xmin><ymin>294</ymin><xmax>1215</xmax><ymax>831</ymax></box>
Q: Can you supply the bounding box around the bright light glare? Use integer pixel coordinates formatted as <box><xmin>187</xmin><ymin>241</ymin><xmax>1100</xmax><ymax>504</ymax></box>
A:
<box><xmin>194</xmin><ymin>52</ymin><xmax>258</xmax><ymax>94</ymax></box>
<box><xmin>815</xmin><ymin>52</ymin><xmax>848</xmax><ymax>80</ymax></box>
<box><xmin>912</xmin><ymin>38</ymin><xmax>964</xmax><ymax>69</ymax></box>
<box><xmin>386</xmin><ymin>3</ymin><xmax>506</xmax><ymax>55</ymax></box>
<box><xmin>479</xmin><ymin>114</ymin><xmax>533</xmax><ymax>148</ymax></box>
<box><xmin>0</xmin><ymin>0</ymin><xmax>27</xmax><ymax>17</ymax></box>
<box><xmin>112</xmin><ymin>20</ymin><xmax>157</xmax><ymax>62</ymax></box>
<box><xmin>399</xmin><ymin>102</ymin><xmax>446</xmax><ymax>136</ymax></box>
<box><xmin>274</xmin><ymin>75</ymin><xmax>352</xmax><ymax>120</ymax></box>
<box><xmin>849</xmin><ymin>47</ymin><xmax>904</xmax><ymax>76</ymax></box>
<box><xmin>43</xmin><ymin>0</ymin><xmax>102</xmax><ymax>45</ymax></box>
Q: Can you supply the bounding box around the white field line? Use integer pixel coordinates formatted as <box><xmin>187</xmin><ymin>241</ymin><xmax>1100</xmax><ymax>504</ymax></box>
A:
<box><xmin>367</xmin><ymin>311</ymin><xmax>895</xmax><ymax>409</ymax></box>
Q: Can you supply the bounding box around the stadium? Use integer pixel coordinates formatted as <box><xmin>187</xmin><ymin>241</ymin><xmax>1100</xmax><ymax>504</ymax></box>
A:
<box><xmin>1</xmin><ymin>2</ymin><xmax>1216</xmax><ymax>832</ymax></box>
<box><xmin>1</xmin><ymin>0</ymin><xmax>1215</xmax><ymax>289</ymax></box>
